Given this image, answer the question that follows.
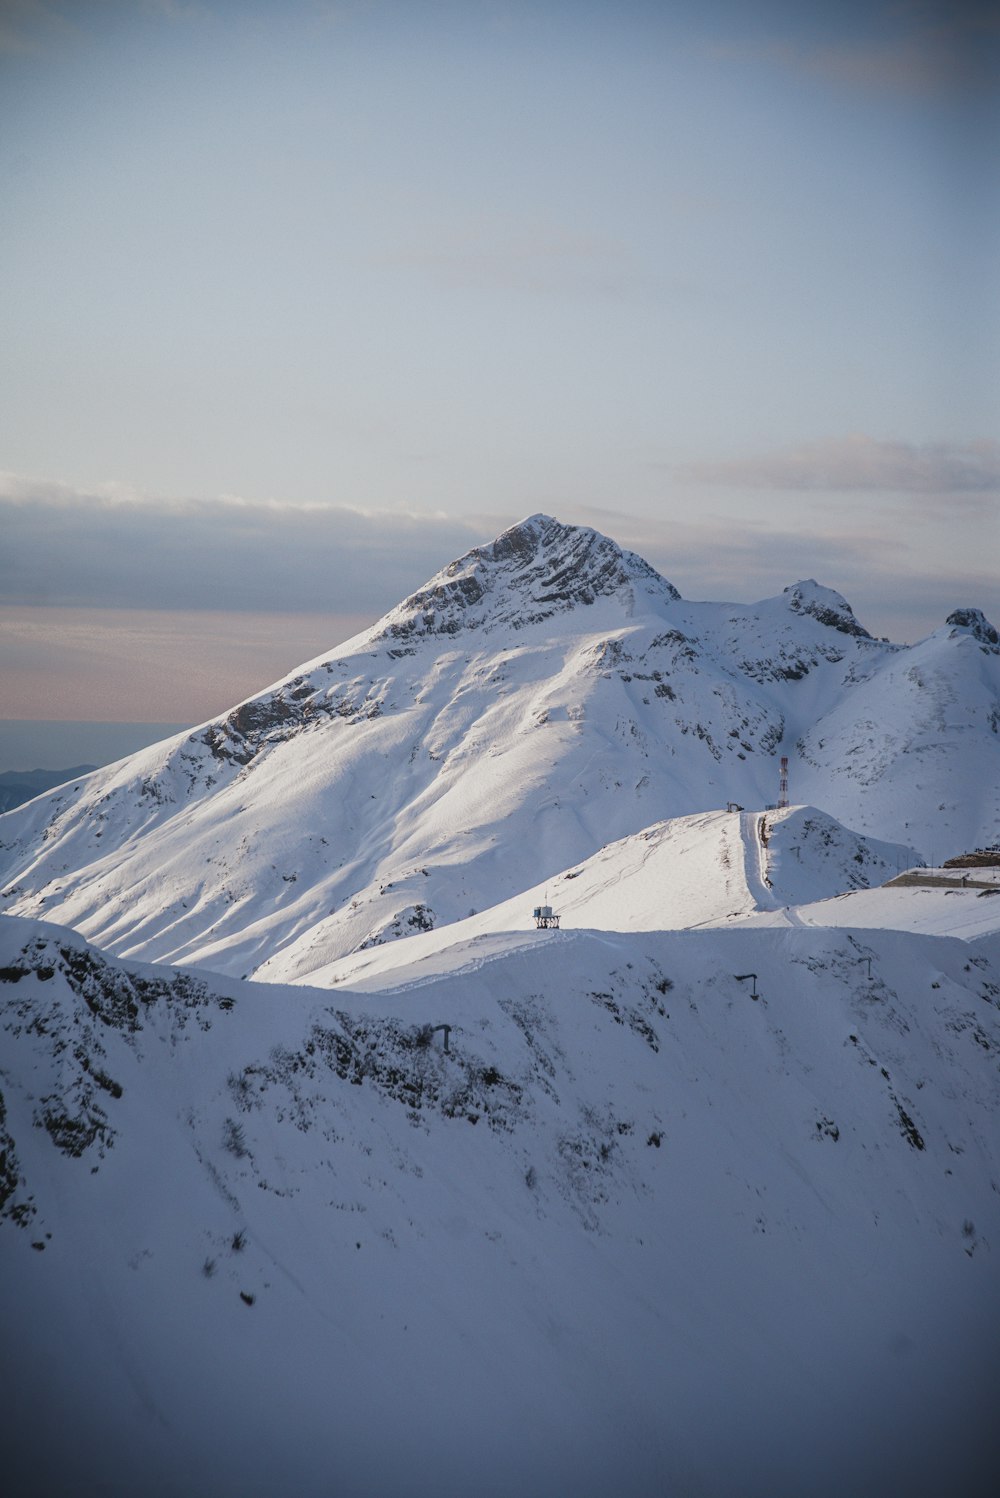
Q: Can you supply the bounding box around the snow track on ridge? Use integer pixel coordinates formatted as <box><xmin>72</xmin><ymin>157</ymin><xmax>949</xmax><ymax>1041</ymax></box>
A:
<box><xmin>741</xmin><ymin>810</ymin><xmax>779</xmax><ymax>911</ymax></box>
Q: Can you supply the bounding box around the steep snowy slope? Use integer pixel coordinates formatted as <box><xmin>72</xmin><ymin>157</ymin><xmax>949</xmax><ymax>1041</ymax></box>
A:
<box><xmin>258</xmin><ymin>804</ymin><xmax>919</xmax><ymax>988</ymax></box>
<box><xmin>0</xmin><ymin>515</ymin><xmax>996</xmax><ymax>978</ymax></box>
<box><xmin>2</xmin><ymin>912</ymin><xmax>998</xmax><ymax>1498</ymax></box>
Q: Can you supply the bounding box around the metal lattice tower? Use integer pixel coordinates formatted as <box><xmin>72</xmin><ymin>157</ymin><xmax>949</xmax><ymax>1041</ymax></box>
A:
<box><xmin>777</xmin><ymin>755</ymin><xmax>789</xmax><ymax>809</ymax></box>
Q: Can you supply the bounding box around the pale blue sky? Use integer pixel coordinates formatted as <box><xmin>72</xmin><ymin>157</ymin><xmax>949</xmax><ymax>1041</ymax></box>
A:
<box><xmin>1</xmin><ymin>0</ymin><xmax>998</xmax><ymax>761</ymax></box>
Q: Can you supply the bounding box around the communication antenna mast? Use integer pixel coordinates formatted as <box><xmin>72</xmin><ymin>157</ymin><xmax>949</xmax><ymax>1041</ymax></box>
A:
<box><xmin>777</xmin><ymin>755</ymin><xmax>789</xmax><ymax>809</ymax></box>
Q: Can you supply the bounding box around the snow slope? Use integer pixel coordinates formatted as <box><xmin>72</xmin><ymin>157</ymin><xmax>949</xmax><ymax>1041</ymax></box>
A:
<box><xmin>745</xmin><ymin>866</ymin><xmax>1000</xmax><ymax>942</ymax></box>
<box><xmin>2</xmin><ymin>911</ymin><xmax>998</xmax><ymax>1498</ymax></box>
<box><xmin>0</xmin><ymin>515</ymin><xmax>996</xmax><ymax>981</ymax></box>
<box><xmin>262</xmin><ymin>804</ymin><xmax>919</xmax><ymax>989</ymax></box>
<box><xmin>793</xmin><ymin>609</ymin><xmax>1000</xmax><ymax>859</ymax></box>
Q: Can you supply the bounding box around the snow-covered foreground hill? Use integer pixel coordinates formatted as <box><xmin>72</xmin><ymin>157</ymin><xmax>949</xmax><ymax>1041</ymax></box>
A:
<box><xmin>3</xmin><ymin>911</ymin><xmax>998</xmax><ymax>1498</ymax></box>
<box><xmin>0</xmin><ymin>515</ymin><xmax>997</xmax><ymax>981</ymax></box>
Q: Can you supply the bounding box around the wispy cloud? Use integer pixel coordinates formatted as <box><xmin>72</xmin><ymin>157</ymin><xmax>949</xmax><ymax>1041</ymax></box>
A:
<box><xmin>0</xmin><ymin>604</ymin><xmax>375</xmax><ymax>720</ymax></box>
<box><xmin>0</xmin><ymin>473</ymin><xmax>484</xmax><ymax>615</ymax></box>
<box><xmin>3</xmin><ymin>470</ymin><xmax>997</xmax><ymax>730</ymax></box>
<box><xmin>711</xmin><ymin>2</ymin><xmax>1000</xmax><ymax>97</ymax></box>
<box><xmin>381</xmin><ymin>214</ymin><xmax>637</xmax><ymax>298</ymax></box>
<box><xmin>676</xmin><ymin>436</ymin><xmax>1000</xmax><ymax>495</ymax></box>
<box><xmin>140</xmin><ymin>0</ymin><xmax>211</xmax><ymax>19</ymax></box>
<box><xmin>0</xmin><ymin>0</ymin><xmax>77</xmax><ymax>55</ymax></box>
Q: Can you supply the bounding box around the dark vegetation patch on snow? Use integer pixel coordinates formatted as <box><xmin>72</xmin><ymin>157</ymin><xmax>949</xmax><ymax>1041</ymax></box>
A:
<box><xmin>228</xmin><ymin>1010</ymin><xmax>524</xmax><ymax>1133</ymax></box>
<box><xmin>0</xmin><ymin>932</ymin><xmax>234</xmax><ymax>1224</ymax></box>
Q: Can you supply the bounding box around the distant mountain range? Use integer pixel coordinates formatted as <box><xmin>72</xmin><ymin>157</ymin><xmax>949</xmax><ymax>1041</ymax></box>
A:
<box><xmin>0</xmin><ymin>513</ymin><xmax>996</xmax><ymax>981</ymax></box>
<box><xmin>0</xmin><ymin>764</ymin><xmax>97</xmax><ymax>814</ymax></box>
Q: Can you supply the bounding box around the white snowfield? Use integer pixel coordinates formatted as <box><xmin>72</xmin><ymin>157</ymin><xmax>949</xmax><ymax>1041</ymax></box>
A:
<box><xmin>745</xmin><ymin>868</ymin><xmax>1000</xmax><ymax>942</ymax></box>
<box><xmin>2</xmin><ymin>515</ymin><xmax>1000</xmax><ymax>1497</ymax></box>
<box><xmin>284</xmin><ymin>802</ymin><xmax>929</xmax><ymax>992</ymax></box>
<box><xmin>1</xmin><ymin>912</ymin><xmax>998</xmax><ymax>1498</ymax></box>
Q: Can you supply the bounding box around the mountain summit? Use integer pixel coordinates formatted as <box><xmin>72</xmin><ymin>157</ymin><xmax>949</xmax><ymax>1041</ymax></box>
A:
<box><xmin>0</xmin><ymin>515</ymin><xmax>997</xmax><ymax>978</ymax></box>
<box><xmin>944</xmin><ymin>607</ymin><xmax>999</xmax><ymax>648</ymax></box>
<box><xmin>376</xmin><ymin>513</ymin><xmax>681</xmax><ymax>640</ymax></box>
<box><xmin>782</xmin><ymin>579</ymin><xmax>872</xmax><ymax>638</ymax></box>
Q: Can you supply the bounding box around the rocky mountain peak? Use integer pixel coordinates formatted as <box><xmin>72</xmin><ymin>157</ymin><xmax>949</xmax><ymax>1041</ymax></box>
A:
<box><xmin>945</xmin><ymin>608</ymin><xmax>999</xmax><ymax>648</ymax></box>
<box><xmin>376</xmin><ymin>514</ymin><xmax>681</xmax><ymax>641</ymax></box>
<box><xmin>783</xmin><ymin>579</ymin><xmax>871</xmax><ymax>638</ymax></box>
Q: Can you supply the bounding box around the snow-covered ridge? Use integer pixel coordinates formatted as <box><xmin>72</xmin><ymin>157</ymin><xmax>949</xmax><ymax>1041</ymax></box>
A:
<box><xmin>3</xmin><ymin>907</ymin><xmax>999</xmax><ymax>1496</ymax></box>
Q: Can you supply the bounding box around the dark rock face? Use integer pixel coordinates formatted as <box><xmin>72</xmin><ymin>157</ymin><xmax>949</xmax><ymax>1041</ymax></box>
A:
<box><xmin>783</xmin><ymin>581</ymin><xmax>872</xmax><ymax>639</ymax></box>
<box><xmin>381</xmin><ymin>570</ymin><xmax>486</xmax><ymax>639</ymax></box>
<box><xmin>943</xmin><ymin>849</ymin><xmax>1000</xmax><ymax>868</ymax></box>
<box><xmin>379</xmin><ymin>514</ymin><xmax>682</xmax><ymax>641</ymax></box>
<box><xmin>0</xmin><ymin>1088</ymin><xmax>31</xmax><ymax>1225</ymax></box>
<box><xmin>198</xmin><ymin>673</ymin><xmax>384</xmax><ymax>768</ymax></box>
<box><xmin>230</xmin><ymin>698</ymin><xmax>300</xmax><ymax>739</ymax></box>
<box><xmin>946</xmin><ymin>609</ymin><xmax>1000</xmax><ymax>649</ymax></box>
<box><xmin>0</xmin><ymin>931</ymin><xmax>233</xmax><ymax>1228</ymax></box>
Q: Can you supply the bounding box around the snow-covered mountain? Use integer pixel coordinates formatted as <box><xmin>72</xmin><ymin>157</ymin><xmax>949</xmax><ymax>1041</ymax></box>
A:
<box><xmin>795</xmin><ymin>608</ymin><xmax>1000</xmax><ymax>860</ymax></box>
<box><xmin>0</xmin><ymin>514</ymin><xmax>997</xmax><ymax>982</ymax></box>
<box><xmin>3</xmin><ymin>907</ymin><xmax>998</xmax><ymax>1498</ymax></box>
<box><xmin>3</xmin><ymin>514</ymin><xmax>1000</xmax><ymax>1496</ymax></box>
